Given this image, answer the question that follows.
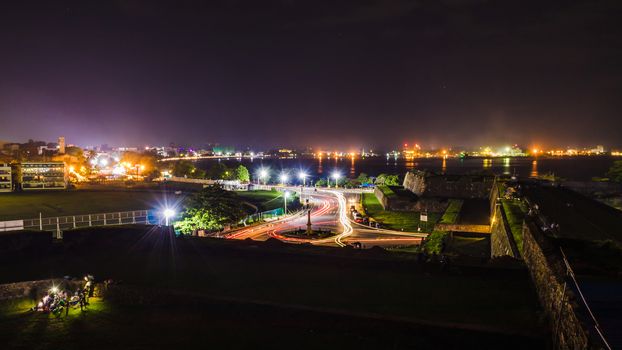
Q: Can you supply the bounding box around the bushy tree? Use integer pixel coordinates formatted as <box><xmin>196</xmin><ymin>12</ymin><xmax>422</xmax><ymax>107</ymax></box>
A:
<box><xmin>607</xmin><ymin>161</ymin><xmax>622</xmax><ymax>182</ymax></box>
<box><xmin>175</xmin><ymin>185</ymin><xmax>247</xmax><ymax>234</ymax></box>
<box><xmin>207</xmin><ymin>163</ymin><xmax>229</xmax><ymax>179</ymax></box>
<box><xmin>172</xmin><ymin>160</ymin><xmax>195</xmax><ymax>177</ymax></box>
<box><xmin>174</xmin><ymin>208</ymin><xmax>221</xmax><ymax>234</ymax></box>
<box><xmin>384</xmin><ymin>174</ymin><xmax>400</xmax><ymax>186</ymax></box>
<box><xmin>356</xmin><ymin>172</ymin><xmax>372</xmax><ymax>185</ymax></box>
<box><xmin>375</xmin><ymin>173</ymin><xmax>400</xmax><ymax>186</ymax></box>
<box><xmin>315</xmin><ymin>178</ymin><xmax>328</xmax><ymax>187</ymax></box>
<box><xmin>235</xmin><ymin>165</ymin><xmax>250</xmax><ymax>182</ymax></box>
<box><xmin>375</xmin><ymin>174</ymin><xmax>387</xmax><ymax>185</ymax></box>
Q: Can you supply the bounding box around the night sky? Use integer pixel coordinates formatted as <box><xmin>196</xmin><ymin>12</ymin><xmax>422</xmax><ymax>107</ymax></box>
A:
<box><xmin>1</xmin><ymin>0</ymin><xmax>621</xmax><ymax>150</ymax></box>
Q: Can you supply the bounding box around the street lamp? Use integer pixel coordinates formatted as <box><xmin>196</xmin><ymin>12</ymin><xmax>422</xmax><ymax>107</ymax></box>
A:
<box><xmin>258</xmin><ymin>168</ymin><xmax>269</xmax><ymax>185</ymax></box>
<box><xmin>283</xmin><ymin>191</ymin><xmax>290</xmax><ymax>214</ymax></box>
<box><xmin>280</xmin><ymin>172</ymin><xmax>289</xmax><ymax>186</ymax></box>
<box><xmin>163</xmin><ymin>208</ymin><xmax>175</xmax><ymax>226</ymax></box>
<box><xmin>298</xmin><ymin>171</ymin><xmax>308</xmax><ymax>186</ymax></box>
<box><xmin>332</xmin><ymin>171</ymin><xmax>341</xmax><ymax>188</ymax></box>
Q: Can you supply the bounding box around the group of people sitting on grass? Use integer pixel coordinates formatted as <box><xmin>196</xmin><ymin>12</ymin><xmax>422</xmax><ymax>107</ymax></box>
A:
<box><xmin>31</xmin><ymin>275</ymin><xmax>95</xmax><ymax>315</ymax></box>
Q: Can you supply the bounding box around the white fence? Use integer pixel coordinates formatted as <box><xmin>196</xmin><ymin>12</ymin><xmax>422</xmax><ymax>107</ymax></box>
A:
<box><xmin>0</xmin><ymin>210</ymin><xmax>155</xmax><ymax>233</ymax></box>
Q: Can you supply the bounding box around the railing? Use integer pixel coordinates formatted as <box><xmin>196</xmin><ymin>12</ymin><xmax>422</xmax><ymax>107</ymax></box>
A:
<box><xmin>0</xmin><ymin>210</ymin><xmax>157</xmax><ymax>233</ymax></box>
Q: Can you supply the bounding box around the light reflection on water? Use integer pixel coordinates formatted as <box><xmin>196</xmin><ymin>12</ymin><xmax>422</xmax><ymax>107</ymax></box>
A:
<box><xmin>531</xmin><ymin>160</ymin><xmax>538</xmax><ymax>178</ymax></box>
<box><xmin>197</xmin><ymin>156</ymin><xmax>614</xmax><ymax>181</ymax></box>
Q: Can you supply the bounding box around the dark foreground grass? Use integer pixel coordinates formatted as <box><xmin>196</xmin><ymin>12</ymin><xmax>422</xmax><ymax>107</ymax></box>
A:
<box><xmin>0</xmin><ymin>295</ymin><xmax>545</xmax><ymax>350</ymax></box>
<box><xmin>362</xmin><ymin>193</ymin><xmax>439</xmax><ymax>232</ymax></box>
<box><xmin>446</xmin><ymin>236</ymin><xmax>491</xmax><ymax>258</ymax></box>
<box><xmin>0</xmin><ymin>226</ymin><xmax>543</xmax><ymax>339</ymax></box>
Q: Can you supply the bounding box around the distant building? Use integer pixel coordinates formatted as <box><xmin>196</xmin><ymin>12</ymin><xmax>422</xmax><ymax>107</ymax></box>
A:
<box><xmin>20</xmin><ymin>162</ymin><xmax>66</xmax><ymax>190</ymax></box>
<box><xmin>0</xmin><ymin>164</ymin><xmax>11</xmax><ymax>192</ymax></box>
<box><xmin>58</xmin><ymin>136</ymin><xmax>66</xmax><ymax>154</ymax></box>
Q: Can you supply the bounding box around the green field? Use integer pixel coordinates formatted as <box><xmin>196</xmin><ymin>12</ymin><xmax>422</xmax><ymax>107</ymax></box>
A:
<box><xmin>0</xmin><ymin>191</ymin><xmax>163</xmax><ymax>220</ymax></box>
<box><xmin>236</xmin><ymin>190</ymin><xmax>295</xmax><ymax>212</ymax></box>
<box><xmin>362</xmin><ymin>193</ymin><xmax>438</xmax><ymax>232</ymax></box>
<box><xmin>0</xmin><ymin>190</ymin><xmax>298</xmax><ymax>221</ymax></box>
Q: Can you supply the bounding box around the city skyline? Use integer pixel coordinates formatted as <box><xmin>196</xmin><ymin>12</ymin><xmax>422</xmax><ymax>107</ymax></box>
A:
<box><xmin>1</xmin><ymin>0</ymin><xmax>622</xmax><ymax>149</ymax></box>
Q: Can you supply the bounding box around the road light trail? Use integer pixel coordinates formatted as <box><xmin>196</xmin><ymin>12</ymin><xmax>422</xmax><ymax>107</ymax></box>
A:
<box><xmin>226</xmin><ymin>193</ymin><xmax>333</xmax><ymax>240</ymax></box>
<box><xmin>311</xmin><ymin>190</ymin><xmax>352</xmax><ymax>247</ymax></box>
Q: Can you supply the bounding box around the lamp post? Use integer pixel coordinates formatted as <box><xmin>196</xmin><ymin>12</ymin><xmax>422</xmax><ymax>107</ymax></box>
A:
<box><xmin>298</xmin><ymin>171</ymin><xmax>307</xmax><ymax>186</ymax></box>
<box><xmin>258</xmin><ymin>168</ymin><xmax>268</xmax><ymax>185</ymax></box>
<box><xmin>283</xmin><ymin>191</ymin><xmax>290</xmax><ymax>214</ymax></box>
<box><xmin>332</xmin><ymin>171</ymin><xmax>341</xmax><ymax>188</ymax></box>
<box><xmin>163</xmin><ymin>208</ymin><xmax>175</xmax><ymax>226</ymax></box>
<box><xmin>298</xmin><ymin>171</ymin><xmax>307</xmax><ymax>202</ymax></box>
<box><xmin>280</xmin><ymin>173</ymin><xmax>288</xmax><ymax>186</ymax></box>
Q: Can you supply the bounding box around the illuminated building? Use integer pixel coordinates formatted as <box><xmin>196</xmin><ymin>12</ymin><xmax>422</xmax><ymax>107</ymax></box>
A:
<box><xmin>0</xmin><ymin>164</ymin><xmax>11</xmax><ymax>192</ymax></box>
<box><xmin>20</xmin><ymin>162</ymin><xmax>66</xmax><ymax>190</ymax></box>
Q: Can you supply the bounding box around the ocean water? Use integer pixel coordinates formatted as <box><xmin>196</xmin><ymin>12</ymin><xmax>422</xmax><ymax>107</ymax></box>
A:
<box><xmin>195</xmin><ymin>156</ymin><xmax>618</xmax><ymax>182</ymax></box>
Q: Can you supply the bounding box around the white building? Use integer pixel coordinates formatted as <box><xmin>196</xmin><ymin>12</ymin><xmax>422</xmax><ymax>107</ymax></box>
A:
<box><xmin>21</xmin><ymin>162</ymin><xmax>66</xmax><ymax>190</ymax></box>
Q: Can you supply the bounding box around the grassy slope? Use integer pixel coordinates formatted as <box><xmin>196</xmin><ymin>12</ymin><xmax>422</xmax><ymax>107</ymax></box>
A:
<box><xmin>439</xmin><ymin>199</ymin><xmax>464</xmax><ymax>224</ymax></box>
<box><xmin>0</xmin><ymin>191</ymin><xmax>162</xmax><ymax>220</ymax></box>
<box><xmin>502</xmin><ymin>200</ymin><xmax>526</xmax><ymax>253</ymax></box>
<box><xmin>362</xmin><ymin>193</ymin><xmax>438</xmax><ymax>232</ymax></box>
<box><xmin>376</xmin><ymin>185</ymin><xmax>396</xmax><ymax>198</ymax></box>
<box><xmin>236</xmin><ymin>190</ymin><xmax>300</xmax><ymax>212</ymax></box>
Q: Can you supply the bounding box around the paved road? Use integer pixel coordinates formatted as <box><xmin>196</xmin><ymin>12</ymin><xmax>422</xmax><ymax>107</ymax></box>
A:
<box><xmin>225</xmin><ymin>188</ymin><xmax>426</xmax><ymax>248</ymax></box>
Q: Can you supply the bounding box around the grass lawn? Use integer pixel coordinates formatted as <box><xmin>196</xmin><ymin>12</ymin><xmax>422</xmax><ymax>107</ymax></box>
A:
<box><xmin>439</xmin><ymin>199</ymin><xmax>463</xmax><ymax>224</ymax></box>
<box><xmin>423</xmin><ymin>230</ymin><xmax>448</xmax><ymax>254</ymax></box>
<box><xmin>376</xmin><ymin>185</ymin><xmax>397</xmax><ymax>198</ymax></box>
<box><xmin>502</xmin><ymin>200</ymin><xmax>526</xmax><ymax>253</ymax></box>
<box><xmin>236</xmin><ymin>190</ymin><xmax>290</xmax><ymax>211</ymax></box>
<box><xmin>362</xmin><ymin>193</ymin><xmax>438</xmax><ymax>232</ymax></box>
<box><xmin>0</xmin><ymin>191</ymin><xmax>165</xmax><ymax>220</ymax></box>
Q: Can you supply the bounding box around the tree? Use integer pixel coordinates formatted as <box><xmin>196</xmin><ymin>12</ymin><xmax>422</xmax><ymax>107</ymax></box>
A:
<box><xmin>175</xmin><ymin>185</ymin><xmax>247</xmax><ymax>234</ymax></box>
<box><xmin>375</xmin><ymin>173</ymin><xmax>400</xmax><ymax>186</ymax></box>
<box><xmin>172</xmin><ymin>160</ymin><xmax>195</xmax><ymax>177</ymax></box>
<box><xmin>174</xmin><ymin>208</ymin><xmax>221</xmax><ymax>234</ymax></box>
<box><xmin>315</xmin><ymin>178</ymin><xmax>328</xmax><ymax>187</ymax></box>
<box><xmin>384</xmin><ymin>174</ymin><xmax>400</xmax><ymax>186</ymax></box>
<box><xmin>374</xmin><ymin>173</ymin><xmax>387</xmax><ymax>185</ymax></box>
<box><xmin>207</xmin><ymin>163</ymin><xmax>228</xmax><ymax>179</ymax></box>
<box><xmin>187</xmin><ymin>185</ymin><xmax>246</xmax><ymax>224</ymax></box>
<box><xmin>607</xmin><ymin>160</ymin><xmax>622</xmax><ymax>182</ymax></box>
<box><xmin>342</xmin><ymin>179</ymin><xmax>355</xmax><ymax>188</ymax></box>
<box><xmin>356</xmin><ymin>172</ymin><xmax>372</xmax><ymax>186</ymax></box>
<box><xmin>235</xmin><ymin>165</ymin><xmax>250</xmax><ymax>183</ymax></box>
<box><xmin>120</xmin><ymin>151</ymin><xmax>157</xmax><ymax>173</ymax></box>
